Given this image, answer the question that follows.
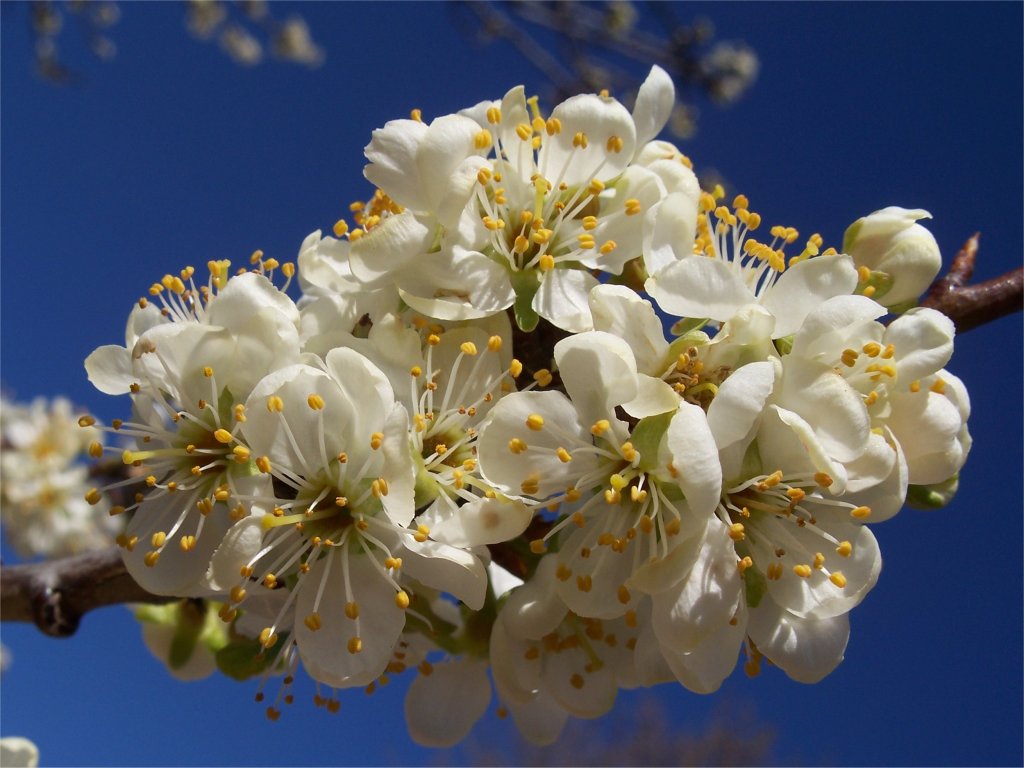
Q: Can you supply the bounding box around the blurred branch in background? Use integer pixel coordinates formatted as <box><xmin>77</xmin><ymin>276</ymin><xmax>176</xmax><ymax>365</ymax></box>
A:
<box><xmin>450</xmin><ymin>0</ymin><xmax>758</xmax><ymax>137</ymax></box>
<box><xmin>448</xmin><ymin>697</ymin><xmax>776</xmax><ymax>766</ymax></box>
<box><xmin>24</xmin><ymin>0</ymin><xmax>323</xmax><ymax>84</ymax></box>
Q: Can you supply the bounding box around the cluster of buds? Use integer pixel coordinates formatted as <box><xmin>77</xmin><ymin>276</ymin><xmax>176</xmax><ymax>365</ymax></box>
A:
<box><xmin>80</xmin><ymin>66</ymin><xmax>968</xmax><ymax>746</ymax></box>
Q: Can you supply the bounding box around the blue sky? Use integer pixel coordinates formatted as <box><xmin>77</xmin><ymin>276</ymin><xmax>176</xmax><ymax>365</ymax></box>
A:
<box><xmin>2</xmin><ymin>3</ymin><xmax>1021</xmax><ymax>765</ymax></box>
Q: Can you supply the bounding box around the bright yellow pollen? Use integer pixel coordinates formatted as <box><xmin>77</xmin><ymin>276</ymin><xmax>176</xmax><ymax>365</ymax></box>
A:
<box><xmin>851</xmin><ymin>506</ymin><xmax>872</xmax><ymax>519</ymax></box>
<box><xmin>266</xmin><ymin>396</ymin><xmax>284</xmax><ymax>413</ymax></box>
<box><xmin>538</xmin><ymin>253</ymin><xmax>555</xmax><ymax>272</ymax></box>
<box><xmin>728</xmin><ymin>523</ymin><xmax>745</xmax><ymax>541</ymax></box>
<box><xmin>459</xmin><ymin>341</ymin><xmax>478</xmax><ymax>356</ymax></box>
<box><xmin>395</xmin><ymin>590</ymin><xmax>410</xmax><ymax>609</ymax></box>
<box><xmin>830</xmin><ymin>572</ymin><xmax>848</xmax><ymax>588</ymax></box>
<box><xmin>347</xmin><ymin>637</ymin><xmax>363</xmax><ymax>654</ymax></box>
<box><xmin>533</xmin><ymin>369</ymin><xmax>553</xmax><ymax>387</ymax></box>
<box><xmin>526</xmin><ymin>414</ymin><xmax>545</xmax><ymax>431</ymax></box>
<box><xmin>591</xmin><ymin>419</ymin><xmax>610</xmax><ymax>436</ymax></box>
<box><xmin>85</xmin><ymin>487</ymin><xmax>103</xmax><ymax>505</ymax></box>
<box><xmin>793</xmin><ymin>564</ymin><xmax>813</xmax><ymax>578</ymax></box>
<box><xmin>814</xmin><ymin>472</ymin><xmax>834</xmax><ymax>487</ymax></box>
<box><xmin>508</xmin><ymin>438</ymin><xmax>528</xmax><ymax>454</ymax></box>
<box><xmin>813</xmin><ymin>552</ymin><xmax>826</xmax><ymax>569</ymax></box>
<box><xmin>370</xmin><ymin>432</ymin><xmax>384</xmax><ymax>450</ymax></box>
<box><xmin>556</xmin><ymin>447</ymin><xmax>572</xmax><ymax>463</ymax></box>
<box><xmin>474</xmin><ymin>129</ymin><xmax>492</xmax><ymax>149</ymax></box>
<box><xmin>307</xmin><ymin>394</ymin><xmax>325</xmax><ymax>410</ymax></box>
<box><xmin>836</xmin><ymin>541</ymin><xmax>853</xmax><ymax>557</ymax></box>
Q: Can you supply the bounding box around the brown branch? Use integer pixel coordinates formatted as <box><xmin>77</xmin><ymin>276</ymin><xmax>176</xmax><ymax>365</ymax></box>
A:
<box><xmin>921</xmin><ymin>234</ymin><xmax>1024</xmax><ymax>332</ymax></box>
<box><xmin>1</xmin><ymin>546</ymin><xmax>172</xmax><ymax>637</ymax></box>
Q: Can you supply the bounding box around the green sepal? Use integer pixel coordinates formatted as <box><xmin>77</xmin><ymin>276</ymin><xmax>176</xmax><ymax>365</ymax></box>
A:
<box><xmin>511</xmin><ymin>270</ymin><xmax>541</xmax><ymax>332</ymax></box>
<box><xmin>841</xmin><ymin>220</ymin><xmax>863</xmax><ymax>254</ymax></box>
<box><xmin>736</xmin><ymin>543</ymin><xmax>767</xmax><ymax>608</ymax></box>
<box><xmin>670</xmin><ymin>317</ymin><xmax>710</xmax><ymax>337</ymax></box>
<box><xmin>168</xmin><ymin>600</ymin><xmax>207</xmax><ymax>670</ymax></box>
<box><xmin>773</xmin><ymin>335</ymin><xmax>794</xmax><ymax>356</ymax></box>
<box><xmin>856</xmin><ymin>269</ymin><xmax>894</xmax><ymax>301</ymax></box>
<box><xmin>630</xmin><ymin>411</ymin><xmax>674</xmax><ymax>473</ymax></box>
<box><xmin>907</xmin><ymin>475</ymin><xmax>959</xmax><ymax>509</ymax></box>
<box><xmin>215</xmin><ymin>634</ymin><xmax>285</xmax><ymax>681</ymax></box>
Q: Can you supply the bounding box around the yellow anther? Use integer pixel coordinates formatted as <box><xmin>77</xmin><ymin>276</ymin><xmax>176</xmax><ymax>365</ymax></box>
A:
<box><xmin>232</xmin><ymin>445</ymin><xmax>251</xmax><ymax>461</ymax></box>
<box><xmin>623</xmin><ymin>198</ymin><xmax>641</xmax><ymax>216</ymax></box>
<box><xmin>556</xmin><ymin>447</ymin><xmax>573</xmax><ymax>463</ymax></box>
<box><xmin>474</xmin><ymin>129</ymin><xmax>492</xmax><ymax>150</ymax></box>
<box><xmin>591</xmin><ymin>419</ymin><xmax>610</xmax><ymax>436</ymax></box>
<box><xmin>529</xmin><ymin>539</ymin><xmax>547</xmax><ymax>554</ymax></box>
<box><xmin>304</xmin><ymin>612</ymin><xmax>322</xmax><ymax>631</ymax></box>
<box><xmin>521</xmin><ymin>475</ymin><xmax>540</xmax><ymax>496</ymax></box>
<box><xmin>266</xmin><ymin>396</ymin><xmax>284</xmax><ymax>413</ymax></box>
<box><xmin>509</xmin><ymin>359</ymin><xmax>523</xmax><ymax>378</ymax></box>
<box><xmin>830</xmin><ymin>572</ymin><xmax>848</xmax><ymax>588</ymax></box>
<box><xmin>407</xmin><ymin>108</ymin><xmax>423</xmax><ymax>123</ymax></box>
<box><xmin>599</xmin><ymin>240</ymin><xmax>617</xmax><ymax>255</ymax></box>
<box><xmin>738</xmin><ymin>556</ymin><xmax>754</xmax><ymax>573</ymax></box>
<box><xmin>572</xmin><ymin>131</ymin><xmax>588</xmax><ymax>148</ymax></box>
<box><xmin>482</xmin><ymin>216</ymin><xmax>505</xmax><ymax>231</ymax></box>
<box><xmin>515</xmin><ymin>123</ymin><xmax>532</xmax><ymax>141</ymax></box>
<box><xmin>484</xmin><ymin>335</ymin><xmax>503</xmax><ymax>354</ymax></box>
<box><xmin>814</xmin><ymin>472</ymin><xmax>834</xmax><ymax>487</ymax></box>
<box><xmin>733</xmin><ymin>194</ymin><xmax>749</xmax><ymax>210</ymax></box>
<box><xmin>86</xmin><ymin>440</ymin><xmax>103</xmax><ymax>459</ymax></box>
<box><xmin>533</xmin><ymin>369</ymin><xmax>553</xmax><ymax>387</ymax></box>
<box><xmin>813</xmin><ymin>552</ymin><xmax>826</xmax><ymax>570</ymax></box>
<box><xmin>85</xmin><ymin>487</ymin><xmax>103</xmax><ymax>505</ymax></box>
<box><xmin>851</xmin><ymin>506</ymin><xmax>872</xmax><ymax>520</ymax></box>
<box><xmin>604</xmin><ymin>489</ymin><xmax>621</xmax><ymax>505</ymax></box>
<box><xmin>930</xmin><ymin>378</ymin><xmax>946</xmax><ymax>394</ymax></box>
<box><xmin>630</xmin><ymin>486</ymin><xmax>648</xmax><ymax>503</ymax></box>
<box><xmin>211</xmin><ymin>428</ymin><xmax>232</xmax><ymax>444</ymax></box>
<box><xmin>841</xmin><ymin>348</ymin><xmax>859</xmax><ymax>367</ymax></box>
<box><xmin>620</xmin><ymin>442</ymin><xmax>637</xmax><ymax>462</ymax></box>
<box><xmin>863</xmin><ymin>285</ymin><xmax>877</xmax><ymax>297</ymax></box>
<box><xmin>144</xmin><ymin>551</ymin><xmax>160</xmax><ymax>568</ymax></box>
<box><xmin>531</xmin><ymin>115</ymin><xmax>546</xmax><ymax>134</ymax></box>
<box><xmin>531</xmin><ymin>227</ymin><xmax>553</xmax><ymax>244</ymax></box>
<box><xmin>545</xmin><ymin>116</ymin><xmax>562</xmax><ymax>135</ymax></box>
<box><xmin>538</xmin><ymin>253</ymin><xmax>555</xmax><ymax>272</ymax></box>
<box><xmin>565</xmin><ymin>487</ymin><xmax>582</xmax><ymax>503</ymax></box>
<box><xmin>344</xmin><ymin>601</ymin><xmax>360</xmax><ymax>620</ymax></box>
<box><xmin>372</xmin><ymin>478</ymin><xmax>389</xmax><ymax>497</ymax></box>
<box><xmin>459</xmin><ymin>341</ymin><xmax>478</xmax><ymax>356</ymax></box>
<box><xmin>606</xmin><ymin>135</ymin><xmax>624</xmax><ymax>153</ymax></box>
<box><xmin>394</xmin><ymin>590</ymin><xmax>410</xmax><ymax>610</ymax></box>
<box><xmin>508</xmin><ymin>437</ymin><xmax>528</xmax><ymax>454</ymax></box>
<box><xmin>384</xmin><ymin>557</ymin><xmax>402</xmax><ymax>570</ymax></box>
<box><xmin>665</xmin><ymin>519</ymin><xmax>681</xmax><ymax>536</ymax></box>
<box><xmin>476</xmin><ymin>167</ymin><xmax>492</xmax><ymax>186</ymax></box>
<box><xmin>588</xmin><ymin>178</ymin><xmax>605</xmax><ymax>195</ymax></box>
<box><xmin>910</xmin><ymin>380</ymin><xmax>921</xmax><ymax>393</ymax></box>
<box><xmin>577</xmin><ymin>233</ymin><xmax>596</xmax><ymax>249</ymax></box>
<box><xmin>836</xmin><ymin>540</ymin><xmax>853</xmax><ymax>557</ymax></box>
<box><xmin>426</xmin><ymin>333</ymin><xmax>441</xmax><ymax>346</ymax></box>
<box><xmin>370</xmin><ymin>432</ymin><xmax>384</xmax><ymax>450</ymax></box>
<box><xmin>307</xmin><ymin>394</ymin><xmax>325</xmax><ymax>410</ymax></box>
<box><xmin>638</xmin><ymin>515</ymin><xmax>654</xmax><ymax>534</ymax></box>
<box><xmin>624</xmin><ymin>609</ymin><xmax>638</xmax><ymax>628</ymax></box>
<box><xmin>108</xmin><ymin>506</ymin><xmax>125</xmax><ymax>517</ymax></box>
<box><xmin>609</xmin><ymin>473</ymin><xmax>628</xmax><ymax>491</ymax></box>
<box><xmin>255</xmin><ymin>455</ymin><xmax>272</xmax><ymax>474</ymax></box>
<box><xmin>485</xmin><ymin>106</ymin><xmax>501</xmax><ymax>124</ymax></box>
<box><xmin>864</xmin><ymin>390</ymin><xmax>879</xmax><ymax>406</ymax></box>
<box><xmin>576</xmin><ymin>574</ymin><xmax>593</xmax><ymax>593</ymax></box>
<box><xmin>78</xmin><ymin>415</ymin><xmax>97</xmax><ymax>428</ymax></box>
<box><xmin>150</xmin><ymin>531</ymin><xmax>167</xmax><ymax>549</ymax></box>
<box><xmin>793</xmin><ymin>564</ymin><xmax>813</xmax><ymax>578</ymax></box>
<box><xmin>617</xmin><ymin>585</ymin><xmax>631</xmax><ymax>605</ymax></box>
<box><xmin>334</xmin><ymin>496</ymin><xmax>348</xmax><ymax>508</ymax></box>
<box><xmin>786</xmin><ymin>487</ymin><xmax>806</xmax><ymax>503</ymax></box>
<box><xmin>862</xmin><ymin>341</ymin><xmax>882</xmax><ymax>357</ymax></box>
<box><xmin>728</xmin><ymin>523</ymin><xmax>746</xmax><ymax>541</ymax></box>
<box><xmin>214</xmin><ymin>486</ymin><xmax>230</xmax><ymax>502</ymax></box>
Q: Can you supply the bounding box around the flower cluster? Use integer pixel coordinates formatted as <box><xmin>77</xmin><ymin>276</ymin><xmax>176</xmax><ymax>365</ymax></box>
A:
<box><xmin>1</xmin><ymin>395</ymin><xmax>118</xmax><ymax>558</ymax></box>
<box><xmin>81</xmin><ymin>67</ymin><xmax>968</xmax><ymax>746</ymax></box>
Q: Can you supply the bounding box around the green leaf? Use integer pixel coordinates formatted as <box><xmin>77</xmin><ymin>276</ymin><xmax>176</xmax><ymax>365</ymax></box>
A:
<box><xmin>907</xmin><ymin>476</ymin><xmax>959</xmax><ymax>509</ymax></box>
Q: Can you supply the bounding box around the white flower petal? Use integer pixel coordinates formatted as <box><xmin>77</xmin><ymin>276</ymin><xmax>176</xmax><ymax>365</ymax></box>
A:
<box><xmin>760</xmin><ymin>254</ymin><xmax>859</xmax><ymax>338</ymax></box>
<box><xmin>646</xmin><ymin>256</ymin><xmax>753</xmax><ymax>323</ymax></box>
<box><xmin>589</xmin><ymin>284</ymin><xmax>668</xmax><ymax>376</ymax></box>
<box><xmin>539</xmin><ymin>93</ymin><xmax>636</xmax><ymax>186</ymax></box>
<box><xmin>533</xmin><ymin>268</ymin><xmax>597</xmax><ymax>333</ymax></box>
<box><xmin>405</xmin><ymin>659</ymin><xmax>491</xmax><ymax>747</ymax></box>
<box><xmin>398</xmin><ymin>535</ymin><xmax>487</xmax><ymax>610</ymax></box>
<box><xmin>348</xmin><ymin>210</ymin><xmax>433</xmax><ymax>287</ymax></box>
<box><xmin>363</xmin><ymin>118</ymin><xmax>430</xmax><ymax>210</ymax></box>
<box><xmin>631</xmin><ymin>65</ymin><xmax>674</xmax><ymax>150</ymax></box>
<box><xmin>747</xmin><ymin>597</ymin><xmax>850</xmax><ymax>683</ymax></box>
<box><xmin>665</xmin><ymin>402</ymin><xmax>723</xmax><ymax>517</ymax></box>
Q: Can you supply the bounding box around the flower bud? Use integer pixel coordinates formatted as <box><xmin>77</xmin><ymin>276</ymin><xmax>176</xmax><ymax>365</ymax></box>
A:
<box><xmin>843</xmin><ymin>207</ymin><xmax>942</xmax><ymax>307</ymax></box>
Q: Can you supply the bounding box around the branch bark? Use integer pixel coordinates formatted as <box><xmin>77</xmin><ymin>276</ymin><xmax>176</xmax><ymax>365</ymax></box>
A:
<box><xmin>1</xmin><ymin>546</ymin><xmax>172</xmax><ymax>637</ymax></box>
<box><xmin>920</xmin><ymin>234</ymin><xmax>1023</xmax><ymax>332</ymax></box>
<box><xmin>1</xmin><ymin>233</ymin><xmax>1020</xmax><ymax>637</ymax></box>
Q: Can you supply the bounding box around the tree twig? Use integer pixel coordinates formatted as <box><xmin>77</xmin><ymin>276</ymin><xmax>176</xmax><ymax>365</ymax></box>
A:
<box><xmin>1</xmin><ymin>546</ymin><xmax>172</xmax><ymax>637</ymax></box>
<box><xmin>921</xmin><ymin>234</ymin><xmax>1023</xmax><ymax>332</ymax></box>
